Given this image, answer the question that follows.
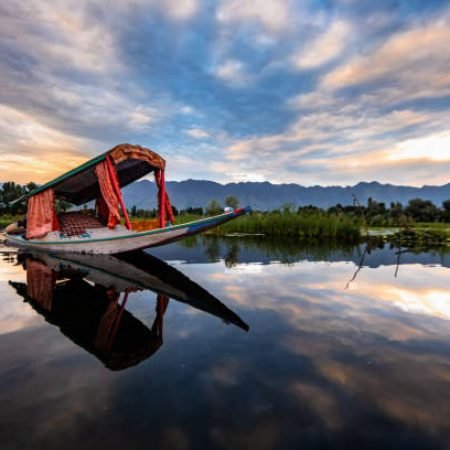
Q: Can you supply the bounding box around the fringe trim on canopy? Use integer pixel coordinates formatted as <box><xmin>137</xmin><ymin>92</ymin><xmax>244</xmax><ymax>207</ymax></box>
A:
<box><xmin>109</xmin><ymin>143</ymin><xmax>165</xmax><ymax>170</ymax></box>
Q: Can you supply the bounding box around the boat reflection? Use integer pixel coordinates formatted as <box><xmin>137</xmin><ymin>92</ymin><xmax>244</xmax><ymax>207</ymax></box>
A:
<box><xmin>9</xmin><ymin>250</ymin><xmax>248</xmax><ymax>370</ymax></box>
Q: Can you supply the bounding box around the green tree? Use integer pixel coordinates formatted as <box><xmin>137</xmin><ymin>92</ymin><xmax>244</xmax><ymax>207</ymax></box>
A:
<box><xmin>442</xmin><ymin>200</ymin><xmax>450</xmax><ymax>222</ymax></box>
<box><xmin>225</xmin><ymin>195</ymin><xmax>239</xmax><ymax>210</ymax></box>
<box><xmin>206</xmin><ymin>200</ymin><xmax>222</xmax><ymax>215</ymax></box>
<box><xmin>55</xmin><ymin>199</ymin><xmax>72</xmax><ymax>213</ymax></box>
<box><xmin>405</xmin><ymin>198</ymin><xmax>439</xmax><ymax>222</ymax></box>
<box><xmin>0</xmin><ymin>182</ymin><xmax>26</xmax><ymax>214</ymax></box>
<box><xmin>25</xmin><ymin>182</ymin><xmax>38</xmax><ymax>193</ymax></box>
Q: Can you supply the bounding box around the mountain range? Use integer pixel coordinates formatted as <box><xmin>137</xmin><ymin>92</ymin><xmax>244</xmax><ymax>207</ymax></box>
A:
<box><xmin>122</xmin><ymin>180</ymin><xmax>450</xmax><ymax>211</ymax></box>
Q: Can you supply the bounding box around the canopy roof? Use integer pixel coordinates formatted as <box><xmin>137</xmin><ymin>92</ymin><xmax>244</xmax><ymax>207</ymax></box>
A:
<box><xmin>17</xmin><ymin>144</ymin><xmax>165</xmax><ymax>206</ymax></box>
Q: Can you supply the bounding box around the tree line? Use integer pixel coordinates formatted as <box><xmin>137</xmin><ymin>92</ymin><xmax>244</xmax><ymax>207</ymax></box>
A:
<box><xmin>1</xmin><ymin>181</ymin><xmax>450</xmax><ymax>224</ymax></box>
<box><xmin>0</xmin><ymin>182</ymin><xmax>37</xmax><ymax>215</ymax></box>
<box><xmin>325</xmin><ymin>197</ymin><xmax>450</xmax><ymax>225</ymax></box>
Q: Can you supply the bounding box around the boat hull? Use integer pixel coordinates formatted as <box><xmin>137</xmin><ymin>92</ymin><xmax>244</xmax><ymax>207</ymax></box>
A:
<box><xmin>5</xmin><ymin>207</ymin><xmax>250</xmax><ymax>254</ymax></box>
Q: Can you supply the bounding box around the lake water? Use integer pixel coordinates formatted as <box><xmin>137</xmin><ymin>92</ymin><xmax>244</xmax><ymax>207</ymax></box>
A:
<box><xmin>0</xmin><ymin>237</ymin><xmax>449</xmax><ymax>450</ymax></box>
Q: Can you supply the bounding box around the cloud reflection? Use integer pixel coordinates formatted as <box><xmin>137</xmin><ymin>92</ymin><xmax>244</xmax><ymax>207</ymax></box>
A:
<box><xmin>1</xmin><ymin>243</ymin><xmax>450</xmax><ymax>448</ymax></box>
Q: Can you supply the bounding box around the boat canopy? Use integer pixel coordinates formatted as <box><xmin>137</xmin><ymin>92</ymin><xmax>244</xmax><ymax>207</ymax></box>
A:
<box><xmin>19</xmin><ymin>143</ymin><xmax>175</xmax><ymax>239</ymax></box>
<box><xmin>18</xmin><ymin>143</ymin><xmax>166</xmax><ymax>205</ymax></box>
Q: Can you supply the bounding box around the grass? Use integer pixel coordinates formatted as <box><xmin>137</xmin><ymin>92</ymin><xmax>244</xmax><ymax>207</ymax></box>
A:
<box><xmin>367</xmin><ymin>222</ymin><xmax>450</xmax><ymax>246</ymax></box>
<box><xmin>131</xmin><ymin>211</ymin><xmax>362</xmax><ymax>241</ymax></box>
<box><xmin>208</xmin><ymin>211</ymin><xmax>361</xmax><ymax>241</ymax></box>
<box><xmin>390</xmin><ymin>228</ymin><xmax>450</xmax><ymax>246</ymax></box>
<box><xmin>411</xmin><ymin>222</ymin><xmax>450</xmax><ymax>230</ymax></box>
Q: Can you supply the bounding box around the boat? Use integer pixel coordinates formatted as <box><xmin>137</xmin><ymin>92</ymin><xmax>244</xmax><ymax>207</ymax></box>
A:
<box><xmin>5</xmin><ymin>143</ymin><xmax>250</xmax><ymax>254</ymax></box>
<box><xmin>8</xmin><ymin>249</ymin><xmax>249</xmax><ymax>370</ymax></box>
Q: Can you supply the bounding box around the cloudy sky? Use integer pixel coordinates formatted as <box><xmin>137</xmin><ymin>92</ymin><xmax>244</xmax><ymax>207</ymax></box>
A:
<box><xmin>1</xmin><ymin>0</ymin><xmax>450</xmax><ymax>186</ymax></box>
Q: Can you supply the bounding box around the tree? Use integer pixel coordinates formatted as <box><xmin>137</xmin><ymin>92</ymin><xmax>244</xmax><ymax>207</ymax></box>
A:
<box><xmin>55</xmin><ymin>199</ymin><xmax>72</xmax><ymax>213</ymax></box>
<box><xmin>442</xmin><ymin>200</ymin><xmax>450</xmax><ymax>222</ymax></box>
<box><xmin>405</xmin><ymin>198</ymin><xmax>439</xmax><ymax>222</ymax></box>
<box><xmin>25</xmin><ymin>182</ymin><xmax>38</xmax><ymax>193</ymax></box>
<box><xmin>206</xmin><ymin>200</ymin><xmax>222</xmax><ymax>215</ymax></box>
<box><xmin>0</xmin><ymin>182</ymin><xmax>26</xmax><ymax>214</ymax></box>
<box><xmin>225</xmin><ymin>195</ymin><xmax>239</xmax><ymax>210</ymax></box>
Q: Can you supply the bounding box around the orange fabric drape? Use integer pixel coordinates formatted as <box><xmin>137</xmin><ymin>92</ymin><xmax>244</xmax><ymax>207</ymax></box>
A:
<box><xmin>26</xmin><ymin>189</ymin><xmax>59</xmax><ymax>239</ymax></box>
<box><xmin>106</xmin><ymin>156</ymin><xmax>131</xmax><ymax>230</ymax></box>
<box><xmin>95</xmin><ymin>161</ymin><xmax>121</xmax><ymax>229</ymax></box>
<box><xmin>26</xmin><ymin>259</ymin><xmax>55</xmax><ymax>311</ymax></box>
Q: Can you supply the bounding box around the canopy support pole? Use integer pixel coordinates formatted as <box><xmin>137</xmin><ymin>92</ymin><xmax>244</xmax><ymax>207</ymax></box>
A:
<box><xmin>159</xmin><ymin>170</ymin><xmax>166</xmax><ymax>228</ymax></box>
<box><xmin>151</xmin><ymin>294</ymin><xmax>169</xmax><ymax>337</ymax></box>
<box><xmin>106</xmin><ymin>156</ymin><xmax>132</xmax><ymax>230</ymax></box>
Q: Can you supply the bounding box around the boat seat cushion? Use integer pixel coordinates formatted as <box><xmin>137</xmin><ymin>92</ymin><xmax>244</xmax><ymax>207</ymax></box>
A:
<box><xmin>130</xmin><ymin>218</ymin><xmax>161</xmax><ymax>231</ymax></box>
<box><xmin>58</xmin><ymin>212</ymin><xmax>104</xmax><ymax>236</ymax></box>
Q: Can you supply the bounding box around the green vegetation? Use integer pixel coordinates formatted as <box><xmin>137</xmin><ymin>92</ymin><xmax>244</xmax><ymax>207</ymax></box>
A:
<box><xmin>225</xmin><ymin>195</ymin><xmax>239</xmax><ymax>210</ymax></box>
<box><xmin>206</xmin><ymin>200</ymin><xmax>223</xmax><ymax>216</ymax></box>
<box><xmin>338</xmin><ymin>197</ymin><xmax>450</xmax><ymax>227</ymax></box>
<box><xmin>385</xmin><ymin>226</ymin><xmax>450</xmax><ymax>247</ymax></box>
<box><xmin>0</xmin><ymin>181</ymin><xmax>37</xmax><ymax>215</ymax></box>
<box><xmin>0</xmin><ymin>214</ymin><xmax>20</xmax><ymax>230</ymax></box>
<box><xmin>210</xmin><ymin>208</ymin><xmax>361</xmax><ymax>241</ymax></box>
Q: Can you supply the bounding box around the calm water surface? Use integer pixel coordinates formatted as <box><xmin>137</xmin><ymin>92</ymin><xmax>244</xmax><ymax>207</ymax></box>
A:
<box><xmin>0</xmin><ymin>237</ymin><xmax>449</xmax><ymax>450</ymax></box>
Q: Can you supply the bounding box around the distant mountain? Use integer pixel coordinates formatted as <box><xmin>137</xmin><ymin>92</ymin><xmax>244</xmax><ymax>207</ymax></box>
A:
<box><xmin>122</xmin><ymin>180</ymin><xmax>450</xmax><ymax>211</ymax></box>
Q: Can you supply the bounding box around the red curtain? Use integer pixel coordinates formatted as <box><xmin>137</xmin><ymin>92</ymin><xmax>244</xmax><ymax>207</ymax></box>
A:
<box><xmin>154</xmin><ymin>169</ymin><xmax>174</xmax><ymax>227</ymax></box>
<box><xmin>95</xmin><ymin>161</ymin><xmax>121</xmax><ymax>229</ymax></box>
<box><xmin>26</xmin><ymin>258</ymin><xmax>55</xmax><ymax>311</ymax></box>
<box><xmin>26</xmin><ymin>189</ymin><xmax>59</xmax><ymax>239</ymax></box>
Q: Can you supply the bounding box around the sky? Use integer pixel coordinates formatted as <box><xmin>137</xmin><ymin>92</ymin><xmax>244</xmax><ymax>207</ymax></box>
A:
<box><xmin>1</xmin><ymin>0</ymin><xmax>450</xmax><ymax>186</ymax></box>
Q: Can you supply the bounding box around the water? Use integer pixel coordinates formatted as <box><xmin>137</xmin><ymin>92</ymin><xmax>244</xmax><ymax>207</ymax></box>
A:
<box><xmin>1</xmin><ymin>237</ymin><xmax>449</xmax><ymax>450</ymax></box>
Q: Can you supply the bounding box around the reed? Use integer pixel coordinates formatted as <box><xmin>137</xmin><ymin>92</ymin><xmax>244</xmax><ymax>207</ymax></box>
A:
<box><xmin>207</xmin><ymin>211</ymin><xmax>361</xmax><ymax>242</ymax></box>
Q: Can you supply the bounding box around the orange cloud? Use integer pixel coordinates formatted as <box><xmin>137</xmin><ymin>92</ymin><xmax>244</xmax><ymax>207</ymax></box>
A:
<box><xmin>0</xmin><ymin>105</ymin><xmax>95</xmax><ymax>183</ymax></box>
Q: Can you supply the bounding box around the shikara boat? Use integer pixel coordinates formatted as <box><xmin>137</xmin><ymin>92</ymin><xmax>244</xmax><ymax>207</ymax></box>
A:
<box><xmin>9</xmin><ymin>250</ymin><xmax>248</xmax><ymax>370</ymax></box>
<box><xmin>5</xmin><ymin>143</ymin><xmax>250</xmax><ymax>254</ymax></box>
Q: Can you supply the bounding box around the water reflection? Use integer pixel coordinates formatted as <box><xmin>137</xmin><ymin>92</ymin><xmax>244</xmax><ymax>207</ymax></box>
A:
<box><xmin>8</xmin><ymin>251</ymin><xmax>248</xmax><ymax>370</ymax></box>
<box><xmin>0</xmin><ymin>239</ymin><xmax>449</xmax><ymax>449</ymax></box>
<box><xmin>157</xmin><ymin>235</ymin><xmax>450</xmax><ymax>268</ymax></box>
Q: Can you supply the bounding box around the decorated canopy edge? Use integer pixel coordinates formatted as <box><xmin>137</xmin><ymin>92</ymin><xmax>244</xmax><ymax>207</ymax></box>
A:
<box><xmin>11</xmin><ymin>144</ymin><xmax>165</xmax><ymax>205</ymax></box>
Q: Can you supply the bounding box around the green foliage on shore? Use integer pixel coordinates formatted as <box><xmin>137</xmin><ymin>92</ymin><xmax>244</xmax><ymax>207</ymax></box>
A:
<box><xmin>0</xmin><ymin>215</ymin><xmax>20</xmax><ymax>230</ymax></box>
<box><xmin>339</xmin><ymin>197</ymin><xmax>450</xmax><ymax>226</ymax></box>
<box><xmin>128</xmin><ymin>209</ymin><xmax>361</xmax><ymax>241</ymax></box>
<box><xmin>0</xmin><ymin>182</ymin><xmax>37</xmax><ymax>215</ymax></box>
<box><xmin>387</xmin><ymin>227</ymin><xmax>450</xmax><ymax>246</ymax></box>
<box><xmin>210</xmin><ymin>209</ymin><xmax>362</xmax><ymax>241</ymax></box>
